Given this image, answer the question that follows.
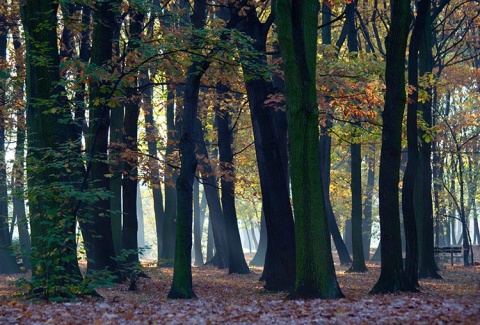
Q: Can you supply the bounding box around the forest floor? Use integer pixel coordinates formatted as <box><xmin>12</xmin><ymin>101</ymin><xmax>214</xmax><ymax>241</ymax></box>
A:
<box><xmin>0</xmin><ymin>253</ymin><xmax>479</xmax><ymax>324</ymax></box>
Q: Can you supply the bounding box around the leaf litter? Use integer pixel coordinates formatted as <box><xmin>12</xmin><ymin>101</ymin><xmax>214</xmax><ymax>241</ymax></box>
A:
<box><xmin>0</xmin><ymin>261</ymin><xmax>478</xmax><ymax>324</ymax></box>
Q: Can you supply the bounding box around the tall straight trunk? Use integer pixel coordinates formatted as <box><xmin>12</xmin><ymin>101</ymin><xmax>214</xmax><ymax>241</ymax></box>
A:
<box><xmin>86</xmin><ymin>0</ymin><xmax>121</xmax><ymax>275</ymax></box>
<box><xmin>109</xmin><ymin>100</ymin><xmax>123</xmax><ymax>256</ymax></box>
<box><xmin>238</xmin><ymin>10</ymin><xmax>296</xmax><ymax>291</ymax></box>
<box><xmin>168</xmin><ymin>0</ymin><xmax>207</xmax><ymax>299</ymax></box>
<box><xmin>402</xmin><ymin>0</ymin><xmax>431</xmax><ymax>287</ymax></box>
<box><xmin>215</xmin><ymin>86</ymin><xmax>249</xmax><ymax>274</ymax></box>
<box><xmin>346</xmin><ymin>0</ymin><xmax>367</xmax><ymax>273</ymax></box>
<box><xmin>370</xmin><ymin>0</ymin><xmax>417</xmax><ymax>294</ymax></box>
<box><xmin>193</xmin><ymin>178</ymin><xmax>203</xmax><ymax>266</ymax></box>
<box><xmin>418</xmin><ymin>3</ymin><xmax>441</xmax><ymax>278</ymax></box>
<box><xmin>162</xmin><ymin>87</ymin><xmax>178</xmax><ymax>259</ymax></box>
<box><xmin>121</xmin><ymin>10</ymin><xmax>145</xmax><ymax>268</ymax></box>
<box><xmin>21</xmin><ymin>0</ymin><xmax>83</xmax><ymax>297</ymax></box>
<box><xmin>276</xmin><ymin>0</ymin><xmax>343</xmax><ymax>299</ymax></box>
<box><xmin>195</xmin><ymin>118</ymin><xmax>229</xmax><ymax>268</ymax></box>
<box><xmin>348</xmin><ymin>133</ymin><xmax>368</xmax><ymax>272</ymax></box>
<box><xmin>363</xmin><ymin>145</ymin><xmax>376</xmax><ymax>260</ymax></box>
<box><xmin>320</xmin><ymin>1</ymin><xmax>352</xmax><ymax>266</ymax></box>
<box><xmin>0</xmin><ymin>15</ymin><xmax>20</xmax><ymax>274</ymax></box>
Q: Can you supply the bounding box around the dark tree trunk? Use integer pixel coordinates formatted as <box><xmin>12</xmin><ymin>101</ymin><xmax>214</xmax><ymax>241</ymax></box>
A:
<box><xmin>370</xmin><ymin>0</ymin><xmax>417</xmax><ymax>294</ymax></box>
<box><xmin>121</xmin><ymin>10</ymin><xmax>145</xmax><ymax>269</ymax></box>
<box><xmin>84</xmin><ymin>0</ymin><xmax>121</xmax><ymax>277</ymax></box>
<box><xmin>168</xmin><ymin>0</ymin><xmax>207</xmax><ymax>299</ymax></box>
<box><xmin>215</xmin><ymin>86</ymin><xmax>249</xmax><ymax>274</ymax></box>
<box><xmin>195</xmin><ymin>119</ymin><xmax>229</xmax><ymax>269</ymax></box>
<box><xmin>363</xmin><ymin>146</ymin><xmax>376</xmax><ymax>260</ymax></box>
<box><xmin>347</xmin><ymin>137</ymin><xmax>368</xmax><ymax>273</ymax></box>
<box><xmin>162</xmin><ymin>87</ymin><xmax>178</xmax><ymax>259</ymax></box>
<box><xmin>21</xmin><ymin>0</ymin><xmax>84</xmax><ymax>298</ymax></box>
<box><xmin>346</xmin><ymin>0</ymin><xmax>367</xmax><ymax>273</ymax></box>
<box><xmin>276</xmin><ymin>0</ymin><xmax>343</xmax><ymax>299</ymax></box>
<box><xmin>238</xmin><ymin>10</ymin><xmax>296</xmax><ymax>291</ymax></box>
<box><xmin>418</xmin><ymin>3</ymin><xmax>441</xmax><ymax>278</ymax></box>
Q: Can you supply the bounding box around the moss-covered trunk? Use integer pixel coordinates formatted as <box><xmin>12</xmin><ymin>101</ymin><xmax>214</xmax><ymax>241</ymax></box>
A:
<box><xmin>276</xmin><ymin>0</ymin><xmax>343</xmax><ymax>299</ymax></box>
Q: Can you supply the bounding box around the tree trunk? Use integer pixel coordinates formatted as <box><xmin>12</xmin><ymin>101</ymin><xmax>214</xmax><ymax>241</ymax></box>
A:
<box><xmin>363</xmin><ymin>146</ymin><xmax>376</xmax><ymax>260</ymax></box>
<box><xmin>215</xmin><ymin>86</ymin><xmax>249</xmax><ymax>274</ymax></box>
<box><xmin>168</xmin><ymin>0</ymin><xmax>207</xmax><ymax>299</ymax></box>
<box><xmin>195</xmin><ymin>119</ymin><xmax>229</xmax><ymax>269</ymax></box>
<box><xmin>347</xmin><ymin>137</ymin><xmax>368</xmax><ymax>272</ymax></box>
<box><xmin>370</xmin><ymin>0</ymin><xmax>417</xmax><ymax>294</ymax></box>
<box><xmin>162</xmin><ymin>87</ymin><xmax>178</xmax><ymax>259</ymax></box>
<box><xmin>121</xmin><ymin>9</ymin><xmax>145</xmax><ymax>269</ymax></box>
<box><xmin>238</xmin><ymin>11</ymin><xmax>296</xmax><ymax>291</ymax></box>
<box><xmin>85</xmin><ymin>0</ymin><xmax>121</xmax><ymax>276</ymax></box>
<box><xmin>418</xmin><ymin>3</ymin><xmax>441</xmax><ymax>278</ymax></box>
<box><xmin>21</xmin><ymin>0</ymin><xmax>83</xmax><ymax>298</ymax></box>
<box><xmin>276</xmin><ymin>0</ymin><xmax>343</xmax><ymax>299</ymax></box>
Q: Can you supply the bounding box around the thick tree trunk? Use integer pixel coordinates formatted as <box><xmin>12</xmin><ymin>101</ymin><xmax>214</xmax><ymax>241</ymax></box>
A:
<box><xmin>21</xmin><ymin>0</ymin><xmax>84</xmax><ymax>298</ymax></box>
<box><xmin>85</xmin><ymin>0</ymin><xmax>121</xmax><ymax>276</ymax></box>
<box><xmin>370</xmin><ymin>0</ymin><xmax>417</xmax><ymax>294</ymax></box>
<box><xmin>238</xmin><ymin>11</ymin><xmax>296</xmax><ymax>290</ymax></box>
<box><xmin>276</xmin><ymin>0</ymin><xmax>343</xmax><ymax>299</ymax></box>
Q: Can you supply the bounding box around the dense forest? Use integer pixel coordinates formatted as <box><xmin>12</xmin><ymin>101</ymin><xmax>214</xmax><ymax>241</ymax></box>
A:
<box><xmin>0</xmin><ymin>0</ymin><xmax>478</xmax><ymax>305</ymax></box>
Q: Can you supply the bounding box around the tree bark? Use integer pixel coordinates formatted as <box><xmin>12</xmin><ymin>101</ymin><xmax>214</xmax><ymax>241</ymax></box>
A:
<box><xmin>215</xmin><ymin>86</ymin><xmax>249</xmax><ymax>274</ymax></box>
<box><xmin>276</xmin><ymin>0</ymin><xmax>343</xmax><ymax>299</ymax></box>
<box><xmin>168</xmin><ymin>0</ymin><xmax>208</xmax><ymax>299</ymax></box>
<box><xmin>370</xmin><ymin>0</ymin><xmax>417</xmax><ymax>294</ymax></box>
<box><xmin>238</xmin><ymin>9</ymin><xmax>296</xmax><ymax>291</ymax></box>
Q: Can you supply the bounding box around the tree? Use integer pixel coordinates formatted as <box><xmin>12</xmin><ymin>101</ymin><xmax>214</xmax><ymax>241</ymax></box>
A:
<box><xmin>276</xmin><ymin>0</ymin><xmax>343</xmax><ymax>299</ymax></box>
<box><xmin>345</xmin><ymin>0</ymin><xmax>368</xmax><ymax>273</ymax></box>
<box><xmin>237</xmin><ymin>4</ymin><xmax>296</xmax><ymax>291</ymax></box>
<box><xmin>168</xmin><ymin>0</ymin><xmax>208</xmax><ymax>299</ymax></box>
<box><xmin>85</xmin><ymin>0</ymin><xmax>121</xmax><ymax>276</ymax></box>
<box><xmin>21</xmin><ymin>0</ymin><xmax>84</xmax><ymax>299</ymax></box>
<box><xmin>370</xmin><ymin>0</ymin><xmax>417</xmax><ymax>294</ymax></box>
